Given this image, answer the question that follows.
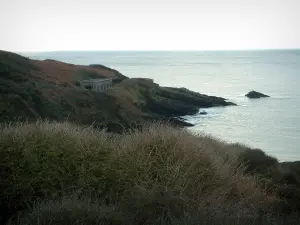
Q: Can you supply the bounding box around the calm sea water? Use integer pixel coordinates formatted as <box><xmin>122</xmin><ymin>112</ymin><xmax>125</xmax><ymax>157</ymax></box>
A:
<box><xmin>22</xmin><ymin>50</ymin><xmax>300</xmax><ymax>162</ymax></box>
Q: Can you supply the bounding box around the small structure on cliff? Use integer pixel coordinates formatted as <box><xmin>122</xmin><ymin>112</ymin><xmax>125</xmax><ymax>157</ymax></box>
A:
<box><xmin>80</xmin><ymin>78</ymin><xmax>112</xmax><ymax>92</ymax></box>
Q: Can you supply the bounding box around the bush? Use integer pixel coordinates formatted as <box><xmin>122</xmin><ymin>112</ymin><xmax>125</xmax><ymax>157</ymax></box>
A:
<box><xmin>276</xmin><ymin>186</ymin><xmax>300</xmax><ymax>212</ymax></box>
<box><xmin>238</xmin><ymin>148</ymin><xmax>279</xmax><ymax>176</ymax></box>
<box><xmin>13</xmin><ymin>196</ymin><xmax>124</xmax><ymax>225</ymax></box>
<box><xmin>1</xmin><ymin>121</ymin><xmax>300</xmax><ymax>224</ymax></box>
<box><xmin>0</xmin><ymin>121</ymin><xmax>114</xmax><ymax>222</ymax></box>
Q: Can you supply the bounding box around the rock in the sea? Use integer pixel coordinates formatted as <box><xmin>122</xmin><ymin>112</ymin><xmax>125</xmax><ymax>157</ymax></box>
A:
<box><xmin>245</xmin><ymin>91</ymin><xmax>270</xmax><ymax>99</ymax></box>
<box><xmin>199</xmin><ymin>110</ymin><xmax>208</xmax><ymax>115</ymax></box>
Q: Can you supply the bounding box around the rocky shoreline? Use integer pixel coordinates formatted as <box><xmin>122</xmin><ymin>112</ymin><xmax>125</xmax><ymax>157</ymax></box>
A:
<box><xmin>2</xmin><ymin>50</ymin><xmax>300</xmax><ymax>225</ymax></box>
<box><xmin>109</xmin><ymin>78</ymin><xmax>236</xmax><ymax>129</ymax></box>
<box><xmin>0</xmin><ymin>50</ymin><xmax>236</xmax><ymax>132</ymax></box>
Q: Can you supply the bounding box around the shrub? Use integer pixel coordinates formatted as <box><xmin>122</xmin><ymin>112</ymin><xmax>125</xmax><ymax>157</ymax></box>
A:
<box><xmin>238</xmin><ymin>148</ymin><xmax>279</xmax><ymax>176</ymax></box>
<box><xmin>0</xmin><ymin>121</ymin><xmax>114</xmax><ymax>222</ymax></box>
<box><xmin>13</xmin><ymin>196</ymin><xmax>124</xmax><ymax>225</ymax></box>
<box><xmin>276</xmin><ymin>186</ymin><xmax>300</xmax><ymax>212</ymax></box>
<box><xmin>1</xmin><ymin>121</ymin><xmax>300</xmax><ymax>224</ymax></box>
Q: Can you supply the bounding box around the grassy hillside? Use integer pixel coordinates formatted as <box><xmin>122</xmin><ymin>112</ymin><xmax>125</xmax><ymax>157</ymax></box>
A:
<box><xmin>0</xmin><ymin>50</ymin><xmax>130</xmax><ymax>131</ymax></box>
<box><xmin>0</xmin><ymin>50</ymin><xmax>235</xmax><ymax>132</ymax></box>
<box><xmin>1</xmin><ymin>121</ymin><xmax>300</xmax><ymax>225</ymax></box>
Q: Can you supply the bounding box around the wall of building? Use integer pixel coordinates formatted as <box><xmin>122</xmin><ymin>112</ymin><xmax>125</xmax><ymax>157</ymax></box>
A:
<box><xmin>80</xmin><ymin>79</ymin><xmax>112</xmax><ymax>92</ymax></box>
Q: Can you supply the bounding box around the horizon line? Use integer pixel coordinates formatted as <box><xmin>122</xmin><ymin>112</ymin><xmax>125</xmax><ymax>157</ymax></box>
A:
<box><xmin>16</xmin><ymin>47</ymin><xmax>300</xmax><ymax>54</ymax></box>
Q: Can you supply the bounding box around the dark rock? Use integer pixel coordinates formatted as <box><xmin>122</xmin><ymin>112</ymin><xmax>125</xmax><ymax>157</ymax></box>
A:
<box><xmin>246</xmin><ymin>91</ymin><xmax>270</xmax><ymax>99</ymax></box>
<box><xmin>112</xmin><ymin>78</ymin><xmax>237</xmax><ymax>128</ymax></box>
<box><xmin>164</xmin><ymin>117</ymin><xmax>194</xmax><ymax>127</ymax></box>
<box><xmin>199</xmin><ymin>110</ymin><xmax>207</xmax><ymax>115</ymax></box>
<box><xmin>165</xmin><ymin>87</ymin><xmax>237</xmax><ymax>107</ymax></box>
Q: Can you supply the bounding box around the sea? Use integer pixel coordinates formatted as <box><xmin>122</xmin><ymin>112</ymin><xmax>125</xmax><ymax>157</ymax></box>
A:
<box><xmin>22</xmin><ymin>50</ymin><xmax>300</xmax><ymax>162</ymax></box>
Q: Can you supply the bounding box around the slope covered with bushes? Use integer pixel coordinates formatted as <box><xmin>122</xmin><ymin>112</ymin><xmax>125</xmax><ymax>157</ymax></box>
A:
<box><xmin>1</xmin><ymin>121</ymin><xmax>300</xmax><ymax>225</ymax></box>
<box><xmin>0</xmin><ymin>50</ymin><xmax>128</xmax><ymax>131</ymax></box>
<box><xmin>0</xmin><ymin>50</ymin><xmax>235</xmax><ymax>132</ymax></box>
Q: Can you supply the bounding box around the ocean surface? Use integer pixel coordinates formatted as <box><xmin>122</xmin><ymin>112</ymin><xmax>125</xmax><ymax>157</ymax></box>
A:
<box><xmin>22</xmin><ymin>50</ymin><xmax>300</xmax><ymax>162</ymax></box>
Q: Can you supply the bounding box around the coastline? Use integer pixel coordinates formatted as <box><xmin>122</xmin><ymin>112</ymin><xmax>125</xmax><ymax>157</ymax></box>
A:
<box><xmin>0</xmin><ymin>50</ymin><xmax>235</xmax><ymax>132</ymax></box>
<box><xmin>1</xmin><ymin>50</ymin><xmax>300</xmax><ymax>224</ymax></box>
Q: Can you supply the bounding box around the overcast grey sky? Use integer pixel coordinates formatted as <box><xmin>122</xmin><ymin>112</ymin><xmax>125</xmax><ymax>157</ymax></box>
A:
<box><xmin>1</xmin><ymin>0</ymin><xmax>299</xmax><ymax>51</ymax></box>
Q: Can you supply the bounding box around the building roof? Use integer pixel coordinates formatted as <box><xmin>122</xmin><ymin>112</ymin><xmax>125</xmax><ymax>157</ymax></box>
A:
<box><xmin>80</xmin><ymin>78</ymin><xmax>112</xmax><ymax>83</ymax></box>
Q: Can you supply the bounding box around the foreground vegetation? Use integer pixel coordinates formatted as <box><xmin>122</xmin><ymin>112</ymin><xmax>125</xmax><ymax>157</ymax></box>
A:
<box><xmin>1</xmin><ymin>121</ymin><xmax>300</xmax><ymax>225</ymax></box>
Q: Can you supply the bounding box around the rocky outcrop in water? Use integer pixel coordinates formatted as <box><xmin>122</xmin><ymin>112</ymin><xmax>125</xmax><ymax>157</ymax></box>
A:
<box><xmin>199</xmin><ymin>110</ymin><xmax>208</xmax><ymax>115</ymax></box>
<box><xmin>111</xmin><ymin>78</ymin><xmax>236</xmax><ymax>129</ymax></box>
<box><xmin>246</xmin><ymin>91</ymin><xmax>270</xmax><ymax>99</ymax></box>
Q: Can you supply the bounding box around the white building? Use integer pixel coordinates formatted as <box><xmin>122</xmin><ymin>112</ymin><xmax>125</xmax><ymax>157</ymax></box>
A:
<box><xmin>80</xmin><ymin>78</ymin><xmax>112</xmax><ymax>92</ymax></box>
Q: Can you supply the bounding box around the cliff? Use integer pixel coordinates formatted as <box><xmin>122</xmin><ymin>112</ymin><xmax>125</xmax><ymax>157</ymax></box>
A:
<box><xmin>0</xmin><ymin>50</ymin><xmax>235</xmax><ymax>132</ymax></box>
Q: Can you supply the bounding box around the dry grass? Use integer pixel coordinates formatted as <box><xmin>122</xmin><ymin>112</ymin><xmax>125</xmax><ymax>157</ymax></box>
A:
<box><xmin>33</xmin><ymin>60</ymin><xmax>118</xmax><ymax>84</ymax></box>
<box><xmin>0</xmin><ymin>121</ymin><xmax>299</xmax><ymax>225</ymax></box>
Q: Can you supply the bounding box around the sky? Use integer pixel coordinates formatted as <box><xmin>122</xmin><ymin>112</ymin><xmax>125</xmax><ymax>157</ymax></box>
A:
<box><xmin>1</xmin><ymin>0</ymin><xmax>300</xmax><ymax>52</ymax></box>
